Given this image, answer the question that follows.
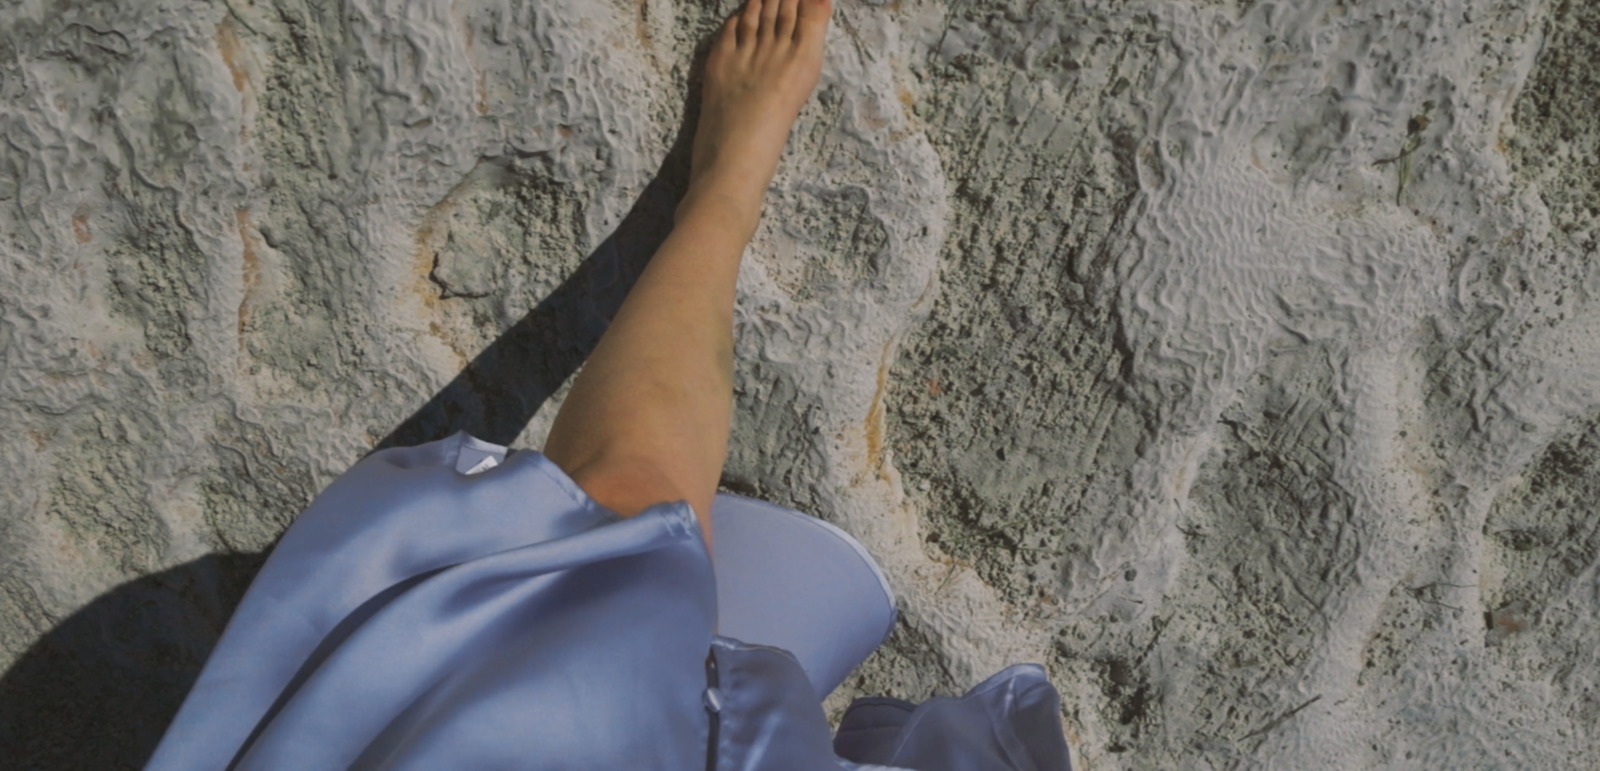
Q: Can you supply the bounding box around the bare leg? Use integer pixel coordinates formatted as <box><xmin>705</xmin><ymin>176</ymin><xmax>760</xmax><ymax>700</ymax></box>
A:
<box><xmin>541</xmin><ymin>0</ymin><xmax>832</xmax><ymax>556</ymax></box>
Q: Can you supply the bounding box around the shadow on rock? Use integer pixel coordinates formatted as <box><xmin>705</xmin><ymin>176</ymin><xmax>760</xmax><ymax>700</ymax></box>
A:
<box><xmin>0</xmin><ymin>552</ymin><xmax>266</xmax><ymax>770</ymax></box>
<box><xmin>375</xmin><ymin>157</ymin><xmax>684</xmax><ymax>450</ymax></box>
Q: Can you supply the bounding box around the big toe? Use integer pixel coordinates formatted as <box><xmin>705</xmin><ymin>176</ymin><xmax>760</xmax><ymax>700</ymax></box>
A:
<box><xmin>794</xmin><ymin>0</ymin><xmax>831</xmax><ymax>41</ymax></box>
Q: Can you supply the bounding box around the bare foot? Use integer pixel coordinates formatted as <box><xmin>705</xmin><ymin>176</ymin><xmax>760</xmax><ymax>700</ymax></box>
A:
<box><xmin>677</xmin><ymin>0</ymin><xmax>832</xmax><ymax>234</ymax></box>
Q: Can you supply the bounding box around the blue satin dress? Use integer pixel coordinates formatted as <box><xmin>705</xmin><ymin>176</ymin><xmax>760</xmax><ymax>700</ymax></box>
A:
<box><xmin>145</xmin><ymin>432</ymin><xmax>1072</xmax><ymax>770</ymax></box>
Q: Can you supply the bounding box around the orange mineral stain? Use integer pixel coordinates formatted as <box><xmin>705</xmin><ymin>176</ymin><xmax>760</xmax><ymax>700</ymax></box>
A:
<box><xmin>635</xmin><ymin>0</ymin><xmax>654</xmax><ymax>49</ymax></box>
<box><xmin>409</xmin><ymin>175</ymin><xmax>481</xmax><ymax>369</ymax></box>
<box><xmin>216</xmin><ymin>18</ymin><xmax>248</xmax><ymax>92</ymax></box>
<box><xmin>864</xmin><ymin>340</ymin><xmax>894</xmax><ymax>479</ymax></box>
<box><xmin>235</xmin><ymin>208</ymin><xmax>263</xmax><ymax>338</ymax></box>
<box><xmin>71</xmin><ymin>210</ymin><xmax>90</xmax><ymax>244</ymax></box>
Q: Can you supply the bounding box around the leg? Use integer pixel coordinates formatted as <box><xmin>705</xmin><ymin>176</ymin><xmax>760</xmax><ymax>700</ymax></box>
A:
<box><xmin>541</xmin><ymin>0</ymin><xmax>833</xmax><ymax>556</ymax></box>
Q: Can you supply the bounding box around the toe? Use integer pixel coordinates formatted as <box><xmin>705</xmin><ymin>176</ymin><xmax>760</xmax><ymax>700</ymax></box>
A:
<box><xmin>759</xmin><ymin>0</ymin><xmax>780</xmax><ymax>39</ymax></box>
<box><xmin>794</xmin><ymin>0</ymin><xmax>831</xmax><ymax>42</ymax></box>
<box><xmin>739</xmin><ymin>0</ymin><xmax>763</xmax><ymax>47</ymax></box>
<box><xmin>712</xmin><ymin>13</ymin><xmax>738</xmax><ymax>58</ymax></box>
<box><xmin>776</xmin><ymin>0</ymin><xmax>799</xmax><ymax>39</ymax></box>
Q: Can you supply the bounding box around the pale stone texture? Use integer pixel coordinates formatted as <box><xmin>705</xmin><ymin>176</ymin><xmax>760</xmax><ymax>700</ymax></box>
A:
<box><xmin>3</xmin><ymin>0</ymin><xmax>1599</xmax><ymax>767</ymax></box>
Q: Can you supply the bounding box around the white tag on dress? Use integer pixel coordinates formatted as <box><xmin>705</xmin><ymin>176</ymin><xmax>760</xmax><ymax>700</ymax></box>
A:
<box><xmin>459</xmin><ymin>454</ymin><xmax>500</xmax><ymax>475</ymax></box>
<box><xmin>455</xmin><ymin>433</ymin><xmax>509</xmax><ymax>475</ymax></box>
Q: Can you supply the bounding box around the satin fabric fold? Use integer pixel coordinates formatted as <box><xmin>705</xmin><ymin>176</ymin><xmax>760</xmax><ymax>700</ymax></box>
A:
<box><xmin>147</xmin><ymin>436</ymin><xmax>713</xmax><ymax>769</ymax></box>
<box><xmin>833</xmin><ymin>663</ymin><xmax>1073</xmax><ymax>770</ymax></box>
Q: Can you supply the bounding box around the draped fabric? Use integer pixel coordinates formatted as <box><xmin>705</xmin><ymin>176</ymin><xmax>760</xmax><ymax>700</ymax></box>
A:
<box><xmin>146</xmin><ymin>432</ymin><xmax>1071</xmax><ymax>770</ymax></box>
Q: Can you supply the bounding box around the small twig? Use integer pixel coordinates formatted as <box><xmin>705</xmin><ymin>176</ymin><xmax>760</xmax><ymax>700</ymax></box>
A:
<box><xmin>1374</xmin><ymin>115</ymin><xmax>1428</xmax><ymax>206</ymax></box>
<box><xmin>1134</xmin><ymin>615</ymin><xmax>1169</xmax><ymax>668</ymax></box>
<box><xmin>221</xmin><ymin>0</ymin><xmax>267</xmax><ymax>36</ymax></box>
<box><xmin>1372</xmin><ymin>142</ymin><xmax>1421</xmax><ymax>166</ymax></box>
<box><xmin>1407</xmin><ymin>582</ymin><xmax>1467</xmax><ymax>613</ymax></box>
<box><xmin>1411</xmin><ymin>596</ymin><xmax>1465</xmax><ymax>612</ymax></box>
<box><xmin>1238</xmin><ymin>694</ymin><xmax>1323</xmax><ymax>742</ymax></box>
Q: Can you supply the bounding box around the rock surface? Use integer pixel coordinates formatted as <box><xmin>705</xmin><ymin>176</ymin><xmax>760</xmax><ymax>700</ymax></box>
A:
<box><xmin>3</xmin><ymin>0</ymin><xmax>1599</xmax><ymax>767</ymax></box>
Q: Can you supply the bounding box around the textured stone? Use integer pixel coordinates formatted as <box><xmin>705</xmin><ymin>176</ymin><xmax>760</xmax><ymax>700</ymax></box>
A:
<box><xmin>3</xmin><ymin>0</ymin><xmax>1600</xmax><ymax>767</ymax></box>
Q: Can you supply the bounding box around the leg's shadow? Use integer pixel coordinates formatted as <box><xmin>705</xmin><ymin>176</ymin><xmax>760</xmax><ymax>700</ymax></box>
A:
<box><xmin>376</xmin><ymin>137</ymin><xmax>690</xmax><ymax>450</ymax></box>
<box><xmin>0</xmin><ymin>50</ymin><xmax>710</xmax><ymax>769</ymax></box>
